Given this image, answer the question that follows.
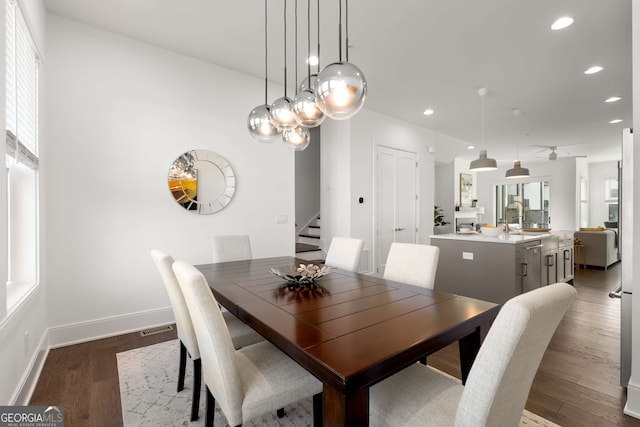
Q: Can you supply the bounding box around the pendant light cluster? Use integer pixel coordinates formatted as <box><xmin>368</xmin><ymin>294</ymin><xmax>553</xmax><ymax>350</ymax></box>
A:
<box><xmin>247</xmin><ymin>0</ymin><xmax>367</xmax><ymax>150</ymax></box>
<box><xmin>469</xmin><ymin>88</ymin><xmax>497</xmax><ymax>171</ymax></box>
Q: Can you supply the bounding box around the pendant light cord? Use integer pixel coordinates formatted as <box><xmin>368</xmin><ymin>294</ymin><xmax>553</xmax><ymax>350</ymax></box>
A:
<box><xmin>317</xmin><ymin>0</ymin><xmax>321</xmax><ymax>73</ymax></box>
<box><xmin>283</xmin><ymin>0</ymin><xmax>288</xmax><ymax>97</ymax></box>
<box><xmin>295</xmin><ymin>0</ymin><xmax>298</xmax><ymax>93</ymax></box>
<box><xmin>481</xmin><ymin>94</ymin><xmax>486</xmax><ymax>146</ymax></box>
<box><xmin>345</xmin><ymin>0</ymin><xmax>349</xmax><ymax>62</ymax></box>
<box><xmin>264</xmin><ymin>0</ymin><xmax>268</xmax><ymax>105</ymax></box>
<box><xmin>338</xmin><ymin>0</ymin><xmax>342</xmax><ymax>62</ymax></box>
<box><xmin>306</xmin><ymin>0</ymin><xmax>311</xmax><ymax>82</ymax></box>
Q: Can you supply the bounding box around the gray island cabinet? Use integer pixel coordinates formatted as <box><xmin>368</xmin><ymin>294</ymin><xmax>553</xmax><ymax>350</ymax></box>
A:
<box><xmin>430</xmin><ymin>231</ymin><xmax>574</xmax><ymax>304</ymax></box>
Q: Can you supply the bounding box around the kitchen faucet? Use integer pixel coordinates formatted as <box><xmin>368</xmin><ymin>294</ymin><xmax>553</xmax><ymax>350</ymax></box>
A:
<box><xmin>504</xmin><ymin>200</ymin><xmax>526</xmax><ymax>236</ymax></box>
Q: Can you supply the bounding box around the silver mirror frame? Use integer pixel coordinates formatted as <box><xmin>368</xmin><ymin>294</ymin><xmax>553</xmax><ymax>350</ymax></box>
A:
<box><xmin>167</xmin><ymin>149</ymin><xmax>236</xmax><ymax>214</ymax></box>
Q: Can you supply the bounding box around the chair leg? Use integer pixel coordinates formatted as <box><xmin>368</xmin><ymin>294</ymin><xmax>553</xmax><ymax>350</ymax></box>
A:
<box><xmin>312</xmin><ymin>393</ymin><xmax>323</xmax><ymax>427</ymax></box>
<box><xmin>177</xmin><ymin>340</ymin><xmax>187</xmax><ymax>392</ymax></box>
<box><xmin>205</xmin><ymin>387</ymin><xmax>215</xmax><ymax>427</ymax></box>
<box><xmin>191</xmin><ymin>358</ymin><xmax>202</xmax><ymax>421</ymax></box>
<box><xmin>419</xmin><ymin>356</ymin><xmax>427</xmax><ymax>365</ymax></box>
<box><xmin>277</xmin><ymin>408</ymin><xmax>285</xmax><ymax>418</ymax></box>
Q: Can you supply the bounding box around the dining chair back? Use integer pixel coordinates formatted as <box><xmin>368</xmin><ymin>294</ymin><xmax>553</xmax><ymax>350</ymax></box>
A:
<box><xmin>173</xmin><ymin>261</ymin><xmax>322</xmax><ymax>427</ymax></box>
<box><xmin>212</xmin><ymin>234</ymin><xmax>252</xmax><ymax>263</ymax></box>
<box><xmin>151</xmin><ymin>250</ymin><xmax>200</xmax><ymax>362</ymax></box>
<box><xmin>369</xmin><ymin>282</ymin><xmax>576</xmax><ymax>427</ymax></box>
<box><xmin>455</xmin><ymin>282</ymin><xmax>576</xmax><ymax>426</ymax></box>
<box><xmin>151</xmin><ymin>250</ymin><xmax>263</xmax><ymax>422</ymax></box>
<box><xmin>324</xmin><ymin>237</ymin><xmax>364</xmax><ymax>272</ymax></box>
<box><xmin>383</xmin><ymin>243</ymin><xmax>440</xmax><ymax>288</ymax></box>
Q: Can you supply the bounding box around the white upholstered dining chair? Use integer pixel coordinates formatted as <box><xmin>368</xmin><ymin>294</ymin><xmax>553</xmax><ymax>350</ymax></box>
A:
<box><xmin>172</xmin><ymin>261</ymin><xmax>323</xmax><ymax>427</ymax></box>
<box><xmin>150</xmin><ymin>250</ymin><xmax>263</xmax><ymax>421</ymax></box>
<box><xmin>212</xmin><ymin>234</ymin><xmax>252</xmax><ymax>263</ymax></box>
<box><xmin>383</xmin><ymin>243</ymin><xmax>440</xmax><ymax>289</ymax></box>
<box><xmin>370</xmin><ymin>282</ymin><xmax>576</xmax><ymax>427</ymax></box>
<box><xmin>324</xmin><ymin>237</ymin><xmax>364</xmax><ymax>272</ymax></box>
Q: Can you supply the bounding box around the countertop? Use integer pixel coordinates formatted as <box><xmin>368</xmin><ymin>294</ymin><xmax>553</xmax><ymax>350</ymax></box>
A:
<box><xmin>430</xmin><ymin>230</ymin><xmax>573</xmax><ymax>244</ymax></box>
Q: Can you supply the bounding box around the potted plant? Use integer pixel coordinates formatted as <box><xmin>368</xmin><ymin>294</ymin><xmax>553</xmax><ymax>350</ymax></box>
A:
<box><xmin>434</xmin><ymin>205</ymin><xmax>451</xmax><ymax>234</ymax></box>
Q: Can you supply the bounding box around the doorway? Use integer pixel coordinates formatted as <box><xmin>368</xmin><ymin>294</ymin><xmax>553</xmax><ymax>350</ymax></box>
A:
<box><xmin>375</xmin><ymin>145</ymin><xmax>418</xmax><ymax>274</ymax></box>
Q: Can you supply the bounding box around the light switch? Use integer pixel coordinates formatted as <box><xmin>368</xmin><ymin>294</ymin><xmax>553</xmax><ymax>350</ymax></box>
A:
<box><xmin>276</xmin><ymin>214</ymin><xmax>288</xmax><ymax>224</ymax></box>
<box><xmin>462</xmin><ymin>252</ymin><xmax>474</xmax><ymax>260</ymax></box>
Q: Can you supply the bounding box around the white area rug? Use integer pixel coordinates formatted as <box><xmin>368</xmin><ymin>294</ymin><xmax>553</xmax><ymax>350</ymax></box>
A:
<box><xmin>117</xmin><ymin>339</ymin><xmax>560</xmax><ymax>426</ymax></box>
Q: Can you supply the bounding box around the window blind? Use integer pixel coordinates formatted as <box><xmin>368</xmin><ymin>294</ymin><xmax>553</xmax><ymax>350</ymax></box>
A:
<box><xmin>5</xmin><ymin>0</ymin><xmax>39</xmax><ymax>169</ymax></box>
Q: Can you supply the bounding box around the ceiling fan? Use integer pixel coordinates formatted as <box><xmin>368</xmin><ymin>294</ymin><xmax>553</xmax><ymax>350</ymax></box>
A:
<box><xmin>533</xmin><ymin>145</ymin><xmax>587</xmax><ymax>161</ymax></box>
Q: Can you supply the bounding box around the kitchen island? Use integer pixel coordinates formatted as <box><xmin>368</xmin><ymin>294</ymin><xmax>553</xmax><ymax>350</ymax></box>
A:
<box><xmin>430</xmin><ymin>231</ymin><xmax>574</xmax><ymax>304</ymax></box>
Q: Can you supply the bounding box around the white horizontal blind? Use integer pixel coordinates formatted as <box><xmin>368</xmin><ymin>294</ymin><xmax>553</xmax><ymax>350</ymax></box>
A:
<box><xmin>5</xmin><ymin>1</ymin><xmax>16</xmax><ymax>138</ymax></box>
<box><xmin>6</xmin><ymin>0</ymin><xmax>39</xmax><ymax>168</ymax></box>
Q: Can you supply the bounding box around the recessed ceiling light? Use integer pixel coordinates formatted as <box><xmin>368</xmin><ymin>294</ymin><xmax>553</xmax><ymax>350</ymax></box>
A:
<box><xmin>584</xmin><ymin>66</ymin><xmax>603</xmax><ymax>75</ymax></box>
<box><xmin>605</xmin><ymin>96</ymin><xmax>622</xmax><ymax>103</ymax></box>
<box><xmin>423</xmin><ymin>108</ymin><xmax>435</xmax><ymax>116</ymax></box>
<box><xmin>551</xmin><ymin>16</ymin><xmax>574</xmax><ymax>30</ymax></box>
<box><xmin>467</xmin><ymin>145</ymin><xmax>475</xmax><ymax>150</ymax></box>
<box><xmin>306</xmin><ymin>56</ymin><xmax>319</xmax><ymax>66</ymax></box>
<box><xmin>609</xmin><ymin>119</ymin><xmax>623</xmax><ymax>124</ymax></box>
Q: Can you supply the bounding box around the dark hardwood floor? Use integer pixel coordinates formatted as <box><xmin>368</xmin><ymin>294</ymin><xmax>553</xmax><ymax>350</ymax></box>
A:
<box><xmin>31</xmin><ymin>263</ymin><xmax>640</xmax><ymax>426</ymax></box>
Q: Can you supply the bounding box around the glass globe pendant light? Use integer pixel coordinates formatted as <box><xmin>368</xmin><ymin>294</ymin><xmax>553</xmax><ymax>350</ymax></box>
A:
<box><xmin>283</xmin><ymin>125</ymin><xmax>311</xmax><ymax>150</ymax></box>
<box><xmin>315</xmin><ymin>0</ymin><xmax>367</xmax><ymax>120</ymax></box>
<box><xmin>247</xmin><ymin>0</ymin><xmax>279</xmax><ymax>142</ymax></box>
<box><xmin>292</xmin><ymin>0</ymin><xmax>325</xmax><ymax>127</ymax></box>
<box><xmin>270</xmin><ymin>0</ymin><xmax>297</xmax><ymax>130</ymax></box>
<box><xmin>285</xmin><ymin>0</ymin><xmax>313</xmax><ymax>150</ymax></box>
<box><xmin>248</xmin><ymin>104</ymin><xmax>280</xmax><ymax>142</ymax></box>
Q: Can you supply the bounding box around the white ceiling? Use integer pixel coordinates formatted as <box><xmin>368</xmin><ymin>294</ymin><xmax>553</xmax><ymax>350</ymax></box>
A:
<box><xmin>43</xmin><ymin>0</ymin><xmax>632</xmax><ymax>165</ymax></box>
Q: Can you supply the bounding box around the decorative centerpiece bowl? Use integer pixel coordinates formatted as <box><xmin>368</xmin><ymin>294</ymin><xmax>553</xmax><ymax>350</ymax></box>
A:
<box><xmin>271</xmin><ymin>263</ymin><xmax>329</xmax><ymax>289</ymax></box>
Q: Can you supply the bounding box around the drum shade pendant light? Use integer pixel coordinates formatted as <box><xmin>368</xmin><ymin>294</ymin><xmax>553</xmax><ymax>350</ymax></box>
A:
<box><xmin>284</xmin><ymin>0</ymin><xmax>311</xmax><ymax>149</ymax></box>
<box><xmin>506</xmin><ymin>108</ymin><xmax>530</xmax><ymax>178</ymax></box>
<box><xmin>247</xmin><ymin>0</ymin><xmax>279</xmax><ymax>142</ymax></box>
<box><xmin>315</xmin><ymin>0</ymin><xmax>367</xmax><ymax>120</ymax></box>
<box><xmin>469</xmin><ymin>88</ymin><xmax>497</xmax><ymax>171</ymax></box>
<box><xmin>292</xmin><ymin>0</ymin><xmax>325</xmax><ymax>127</ymax></box>
<box><xmin>270</xmin><ymin>0</ymin><xmax>297</xmax><ymax>130</ymax></box>
<box><xmin>505</xmin><ymin>160</ymin><xmax>530</xmax><ymax>178</ymax></box>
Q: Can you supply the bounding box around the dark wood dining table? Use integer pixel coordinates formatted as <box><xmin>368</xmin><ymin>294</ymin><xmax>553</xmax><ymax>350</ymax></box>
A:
<box><xmin>196</xmin><ymin>256</ymin><xmax>500</xmax><ymax>426</ymax></box>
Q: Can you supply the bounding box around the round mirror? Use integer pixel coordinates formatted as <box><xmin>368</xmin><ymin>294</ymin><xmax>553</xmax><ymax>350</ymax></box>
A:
<box><xmin>167</xmin><ymin>149</ymin><xmax>236</xmax><ymax>214</ymax></box>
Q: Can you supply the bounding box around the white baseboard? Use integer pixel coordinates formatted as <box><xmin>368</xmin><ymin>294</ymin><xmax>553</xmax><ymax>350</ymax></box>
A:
<box><xmin>625</xmin><ymin>378</ymin><xmax>640</xmax><ymax>419</ymax></box>
<box><xmin>11</xmin><ymin>330</ymin><xmax>49</xmax><ymax>405</ymax></box>
<box><xmin>48</xmin><ymin>307</ymin><xmax>175</xmax><ymax>348</ymax></box>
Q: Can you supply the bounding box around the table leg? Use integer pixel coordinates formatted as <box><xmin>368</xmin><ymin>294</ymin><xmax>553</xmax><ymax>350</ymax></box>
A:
<box><xmin>323</xmin><ymin>383</ymin><xmax>369</xmax><ymax>426</ymax></box>
<box><xmin>458</xmin><ymin>324</ymin><xmax>487</xmax><ymax>384</ymax></box>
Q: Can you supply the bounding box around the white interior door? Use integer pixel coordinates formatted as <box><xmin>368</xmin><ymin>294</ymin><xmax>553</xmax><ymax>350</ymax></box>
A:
<box><xmin>376</xmin><ymin>146</ymin><xmax>418</xmax><ymax>274</ymax></box>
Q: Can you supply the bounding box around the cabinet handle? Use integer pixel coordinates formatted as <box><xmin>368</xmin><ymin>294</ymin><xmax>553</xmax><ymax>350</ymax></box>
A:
<box><xmin>522</xmin><ymin>263</ymin><xmax>528</xmax><ymax>277</ymax></box>
<box><xmin>564</xmin><ymin>249</ymin><xmax>570</xmax><ymax>260</ymax></box>
<box><xmin>545</xmin><ymin>254</ymin><xmax>555</xmax><ymax>267</ymax></box>
<box><xmin>525</xmin><ymin>244</ymin><xmax>544</xmax><ymax>250</ymax></box>
<box><xmin>394</xmin><ymin>227</ymin><xmax>405</xmax><ymax>231</ymax></box>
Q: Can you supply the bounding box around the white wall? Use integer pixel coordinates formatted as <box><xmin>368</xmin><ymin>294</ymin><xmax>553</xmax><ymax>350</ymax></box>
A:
<box><xmin>624</xmin><ymin>1</ymin><xmax>640</xmax><ymax>417</ymax></box>
<box><xmin>0</xmin><ymin>0</ymin><xmax>49</xmax><ymax>405</ymax></box>
<box><xmin>475</xmin><ymin>158</ymin><xmax>578</xmax><ymax>231</ymax></box>
<box><xmin>588</xmin><ymin>161</ymin><xmax>619</xmax><ymax>227</ymax></box>
<box><xmin>320</xmin><ymin>119</ymin><xmax>351</xmax><ymax>252</ymax></box>
<box><xmin>295</xmin><ymin>127</ymin><xmax>320</xmax><ymax>233</ymax></box>
<box><xmin>43</xmin><ymin>16</ymin><xmax>295</xmax><ymax>346</ymax></box>
<box><xmin>347</xmin><ymin>109</ymin><xmax>440</xmax><ymax>273</ymax></box>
